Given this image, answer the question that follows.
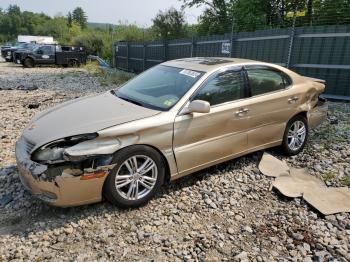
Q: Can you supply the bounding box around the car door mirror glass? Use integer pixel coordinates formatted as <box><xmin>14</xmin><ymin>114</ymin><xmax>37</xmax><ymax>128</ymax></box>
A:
<box><xmin>187</xmin><ymin>100</ymin><xmax>210</xmax><ymax>114</ymax></box>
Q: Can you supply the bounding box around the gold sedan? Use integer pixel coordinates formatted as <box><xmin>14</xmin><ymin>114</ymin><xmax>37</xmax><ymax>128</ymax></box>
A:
<box><xmin>15</xmin><ymin>58</ymin><xmax>328</xmax><ymax>207</ymax></box>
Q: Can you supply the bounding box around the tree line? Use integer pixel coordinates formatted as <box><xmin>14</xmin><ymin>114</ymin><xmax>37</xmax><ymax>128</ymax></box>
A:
<box><xmin>184</xmin><ymin>0</ymin><xmax>350</xmax><ymax>35</ymax></box>
<box><xmin>0</xmin><ymin>1</ymin><xmax>349</xmax><ymax>61</ymax></box>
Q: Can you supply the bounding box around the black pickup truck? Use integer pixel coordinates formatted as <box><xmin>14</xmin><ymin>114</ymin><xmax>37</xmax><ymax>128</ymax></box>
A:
<box><xmin>14</xmin><ymin>45</ymin><xmax>87</xmax><ymax>67</ymax></box>
<box><xmin>1</xmin><ymin>42</ymin><xmax>36</xmax><ymax>62</ymax></box>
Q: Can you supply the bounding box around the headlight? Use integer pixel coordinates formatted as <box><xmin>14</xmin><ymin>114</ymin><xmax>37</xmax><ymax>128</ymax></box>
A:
<box><xmin>7</xmin><ymin>51</ymin><xmax>11</xmax><ymax>55</ymax></box>
<box><xmin>32</xmin><ymin>133</ymin><xmax>97</xmax><ymax>163</ymax></box>
<box><xmin>33</xmin><ymin>147</ymin><xmax>65</xmax><ymax>162</ymax></box>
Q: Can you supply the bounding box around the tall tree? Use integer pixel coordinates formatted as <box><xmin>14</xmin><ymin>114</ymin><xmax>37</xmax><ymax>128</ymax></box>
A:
<box><xmin>152</xmin><ymin>8</ymin><xmax>186</xmax><ymax>39</ymax></box>
<box><xmin>67</xmin><ymin>11</ymin><xmax>73</xmax><ymax>28</ymax></box>
<box><xmin>182</xmin><ymin>0</ymin><xmax>233</xmax><ymax>35</ymax></box>
<box><xmin>72</xmin><ymin>7</ymin><xmax>87</xmax><ymax>29</ymax></box>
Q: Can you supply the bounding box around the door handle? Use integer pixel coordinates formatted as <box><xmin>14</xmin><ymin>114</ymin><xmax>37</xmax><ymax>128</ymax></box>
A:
<box><xmin>288</xmin><ymin>96</ymin><xmax>299</xmax><ymax>103</ymax></box>
<box><xmin>235</xmin><ymin>108</ymin><xmax>249</xmax><ymax>116</ymax></box>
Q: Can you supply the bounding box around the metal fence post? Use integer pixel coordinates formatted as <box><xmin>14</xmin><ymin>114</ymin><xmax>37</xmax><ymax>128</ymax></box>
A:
<box><xmin>164</xmin><ymin>40</ymin><xmax>168</xmax><ymax>61</ymax></box>
<box><xmin>190</xmin><ymin>37</ymin><xmax>196</xmax><ymax>57</ymax></box>
<box><xmin>286</xmin><ymin>11</ymin><xmax>297</xmax><ymax>68</ymax></box>
<box><xmin>230</xmin><ymin>16</ymin><xmax>235</xmax><ymax>58</ymax></box>
<box><xmin>112</xmin><ymin>42</ymin><xmax>115</xmax><ymax>68</ymax></box>
<box><xmin>230</xmin><ymin>33</ymin><xmax>235</xmax><ymax>58</ymax></box>
<box><xmin>126</xmin><ymin>42</ymin><xmax>129</xmax><ymax>71</ymax></box>
<box><xmin>143</xmin><ymin>43</ymin><xmax>146</xmax><ymax>71</ymax></box>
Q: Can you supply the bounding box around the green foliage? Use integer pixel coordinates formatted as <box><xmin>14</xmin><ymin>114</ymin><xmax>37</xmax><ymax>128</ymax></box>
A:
<box><xmin>182</xmin><ymin>0</ymin><xmax>350</xmax><ymax>35</ymax></box>
<box><xmin>0</xmin><ymin>5</ymin><xmax>113</xmax><ymax>61</ymax></box>
<box><xmin>152</xmin><ymin>8</ymin><xmax>187</xmax><ymax>39</ymax></box>
<box><xmin>0</xmin><ymin>5</ymin><xmax>51</xmax><ymax>42</ymax></box>
<box><xmin>67</xmin><ymin>12</ymin><xmax>73</xmax><ymax>27</ymax></box>
<box><xmin>115</xmin><ymin>23</ymin><xmax>155</xmax><ymax>42</ymax></box>
<box><xmin>322</xmin><ymin>171</ymin><xmax>337</xmax><ymax>182</ymax></box>
<box><xmin>72</xmin><ymin>32</ymin><xmax>104</xmax><ymax>56</ymax></box>
<box><xmin>83</xmin><ymin>61</ymin><xmax>133</xmax><ymax>86</ymax></box>
<box><xmin>72</xmin><ymin>7</ymin><xmax>87</xmax><ymax>29</ymax></box>
<box><xmin>340</xmin><ymin>176</ymin><xmax>350</xmax><ymax>186</ymax></box>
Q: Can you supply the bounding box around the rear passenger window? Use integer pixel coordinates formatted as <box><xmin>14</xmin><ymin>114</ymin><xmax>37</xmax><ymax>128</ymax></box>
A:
<box><xmin>193</xmin><ymin>70</ymin><xmax>245</xmax><ymax>106</ymax></box>
<box><xmin>247</xmin><ymin>68</ymin><xmax>291</xmax><ymax>96</ymax></box>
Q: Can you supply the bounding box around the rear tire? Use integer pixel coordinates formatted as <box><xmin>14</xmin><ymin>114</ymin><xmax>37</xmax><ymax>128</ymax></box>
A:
<box><xmin>103</xmin><ymin>145</ymin><xmax>165</xmax><ymax>208</ymax></box>
<box><xmin>23</xmin><ymin>58</ymin><xmax>34</xmax><ymax>68</ymax></box>
<box><xmin>68</xmin><ymin>59</ymin><xmax>79</xmax><ymax>67</ymax></box>
<box><xmin>281</xmin><ymin>115</ymin><xmax>308</xmax><ymax>156</ymax></box>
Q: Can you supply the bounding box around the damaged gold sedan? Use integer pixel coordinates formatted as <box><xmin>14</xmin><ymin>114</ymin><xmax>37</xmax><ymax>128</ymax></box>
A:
<box><xmin>16</xmin><ymin>58</ymin><xmax>328</xmax><ymax>208</ymax></box>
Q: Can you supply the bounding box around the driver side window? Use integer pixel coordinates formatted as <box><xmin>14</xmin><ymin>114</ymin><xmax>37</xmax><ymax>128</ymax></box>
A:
<box><xmin>41</xmin><ymin>46</ymin><xmax>54</xmax><ymax>55</ymax></box>
<box><xmin>193</xmin><ymin>70</ymin><xmax>245</xmax><ymax>106</ymax></box>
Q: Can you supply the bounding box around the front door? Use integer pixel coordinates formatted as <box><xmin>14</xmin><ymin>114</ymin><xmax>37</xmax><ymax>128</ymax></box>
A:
<box><xmin>173</xmin><ymin>67</ymin><xmax>250</xmax><ymax>176</ymax></box>
<box><xmin>35</xmin><ymin>45</ymin><xmax>55</xmax><ymax>64</ymax></box>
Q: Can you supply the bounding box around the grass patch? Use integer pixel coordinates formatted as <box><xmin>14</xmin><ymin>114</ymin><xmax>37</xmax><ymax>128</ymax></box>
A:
<box><xmin>340</xmin><ymin>176</ymin><xmax>350</xmax><ymax>186</ymax></box>
<box><xmin>83</xmin><ymin>61</ymin><xmax>133</xmax><ymax>86</ymax></box>
<box><xmin>322</xmin><ymin>171</ymin><xmax>337</xmax><ymax>182</ymax></box>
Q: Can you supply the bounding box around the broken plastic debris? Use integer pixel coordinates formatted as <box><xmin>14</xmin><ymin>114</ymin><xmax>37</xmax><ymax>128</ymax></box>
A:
<box><xmin>303</xmin><ymin>187</ymin><xmax>350</xmax><ymax>215</ymax></box>
<box><xmin>258</xmin><ymin>153</ymin><xmax>350</xmax><ymax>215</ymax></box>
<box><xmin>258</xmin><ymin>153</ymin><xmax>290</xmax><ymax>177</ymax></box>
<box><xmin>272</xmin><ymin>168</ymin><xmax>326</xmax><ymax>198</ymax></box>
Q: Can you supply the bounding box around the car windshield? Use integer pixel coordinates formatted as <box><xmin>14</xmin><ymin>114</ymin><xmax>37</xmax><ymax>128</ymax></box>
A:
<box><xmin>16</xmin><ymin>43</ymin><xmax>27</xmax><ymax>48</ymax></box>
<box><xmin>114</xmin><ymin>65</ymin><xmax>204</xmax><ymax>111</ymax></box>
<box><xmin>29</xmin><ymin>44</ymin><xmax>37</xmax><ymax>50</ymax></box>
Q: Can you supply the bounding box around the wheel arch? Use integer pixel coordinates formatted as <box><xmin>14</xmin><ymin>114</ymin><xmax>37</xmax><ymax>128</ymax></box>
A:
<box><xmin>293</xmin><ymin>111</ymin><xmax>308</xmax><ymax>120</ymax></box>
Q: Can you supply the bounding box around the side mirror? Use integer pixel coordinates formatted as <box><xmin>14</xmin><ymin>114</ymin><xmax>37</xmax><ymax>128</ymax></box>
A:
<box><xmin>187</xmin><ymin>100</ymin><xmax>210</xmax><ymax>114</ymax></box>
<box><xmin>36</xmin><ymin>49</ymin><xmax>43</xmax><ymax>54</ymax></box>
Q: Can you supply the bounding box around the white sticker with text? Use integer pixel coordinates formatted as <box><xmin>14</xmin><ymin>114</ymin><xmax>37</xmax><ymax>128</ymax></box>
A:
<box><xmin>179</xmin><ymin>69</ymin><xmax>201</xmax><ymax>78</ymax></box>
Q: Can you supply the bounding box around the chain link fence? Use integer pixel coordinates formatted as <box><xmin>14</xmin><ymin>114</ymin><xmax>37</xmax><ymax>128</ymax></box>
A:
<box><xmin>113</xmin><ymin>23</ymin><xmax>350</xmax><ymax>98</ymax></box>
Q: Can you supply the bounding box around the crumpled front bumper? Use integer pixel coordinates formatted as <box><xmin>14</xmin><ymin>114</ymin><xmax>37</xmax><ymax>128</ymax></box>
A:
<box><xmin>308</xmin><ymin>97</ymin><xmax>328</xmax><ymax>129</ymax></box>
<box><xmin>15</xmin><ymin>137</ymin><xmax>108</xmax><ymax>207</ymax></box>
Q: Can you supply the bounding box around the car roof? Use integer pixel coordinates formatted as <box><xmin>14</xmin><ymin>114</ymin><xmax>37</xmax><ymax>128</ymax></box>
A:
<box><xmin>162</xmin><ymin>57</ymin><xmax>261</xmax><ymax>72</ymax></box>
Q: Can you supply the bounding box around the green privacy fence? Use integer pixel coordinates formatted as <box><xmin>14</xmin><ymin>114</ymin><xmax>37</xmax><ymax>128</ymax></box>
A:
<box><xmin>113</xmin><ymin>25</ymin><xmax>350</xmax><ymax>98</ymax></box>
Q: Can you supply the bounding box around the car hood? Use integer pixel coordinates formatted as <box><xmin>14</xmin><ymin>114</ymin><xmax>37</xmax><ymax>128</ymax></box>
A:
<box><xmin>23</xmin><ymin>91</ymin><xmax>160</xmax><ymax>150</ymax></box>
<box><xmin>4</xmin><ymin>47</ymin><xmax>17</xmax><ymax>51</ymax></box>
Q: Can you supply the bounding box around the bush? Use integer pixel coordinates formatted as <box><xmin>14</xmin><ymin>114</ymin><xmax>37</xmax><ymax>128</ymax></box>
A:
<box><xmin>72</xmin><ymin>33</ymin><xmax>104</xmax><ymax>56</ymax></box>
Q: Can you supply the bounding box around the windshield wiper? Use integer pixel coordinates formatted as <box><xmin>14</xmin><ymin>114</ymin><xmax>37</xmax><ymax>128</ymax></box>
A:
<box><xmin>111</xmin><ymin>90</ymin><xmax>144</xmax><ymax>107</ymax></box>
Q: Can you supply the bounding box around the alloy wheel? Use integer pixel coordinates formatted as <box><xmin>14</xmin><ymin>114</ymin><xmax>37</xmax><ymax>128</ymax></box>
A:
<box><xmin>114</xmin><ymin>155</ymin><xmax>158</xmax><ymax>201</ymax></box>
<box><xmin>287</xmin><ymin>120</ymin><xmax>306</xmax><ymax>151</ymax></box>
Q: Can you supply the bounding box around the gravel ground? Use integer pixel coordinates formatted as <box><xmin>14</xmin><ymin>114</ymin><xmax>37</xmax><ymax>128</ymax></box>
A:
<box><xmin>0</xmin><ymin>60</ymin><xmax>349</xmax><ymax>261</ymax></box>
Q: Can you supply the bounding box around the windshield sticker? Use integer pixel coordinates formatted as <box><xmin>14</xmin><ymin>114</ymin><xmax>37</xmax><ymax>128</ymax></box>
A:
<box><xmin>163</xmin><ymin>98</ymin><xmax>177</xmax><ymax>107</ymax></box>
<box><xmin>179</xmin><ymin>69</ymin><xmax>201</xmax><ymax>78</ymax></box>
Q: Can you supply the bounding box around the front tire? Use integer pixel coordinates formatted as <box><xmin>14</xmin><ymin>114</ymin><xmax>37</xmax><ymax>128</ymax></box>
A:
<box><xmin>103</xmin><ymin>145</ymin><xmax>165</xmax><ymax>208</ymax></box>
<box><xmin>282</xmin><ymin>115</ymin><xmax>308</xmax><ymax>156</ymax></box>
<box><xmin>23</xmin><ymin>58</ymin><xmax>34</xmax><ymax>68</ymax></box>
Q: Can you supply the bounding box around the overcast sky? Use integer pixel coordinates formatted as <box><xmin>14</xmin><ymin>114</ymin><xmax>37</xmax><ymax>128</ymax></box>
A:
<box><xmin>0</xmin><ymin>0</ymin><xmax>203</xmax><ymax>26</ymax></box>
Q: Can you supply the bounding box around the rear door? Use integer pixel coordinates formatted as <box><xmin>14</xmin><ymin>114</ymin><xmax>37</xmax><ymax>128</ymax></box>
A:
<box><xmin>242</xmin><ymin>65</ymin><xmax>300</xmax><ymax>149</ymax></box>
<box><xmin>173</xmin><ymin>67</ymin><xmax>250</xmax><ymax>176</ymax></box>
